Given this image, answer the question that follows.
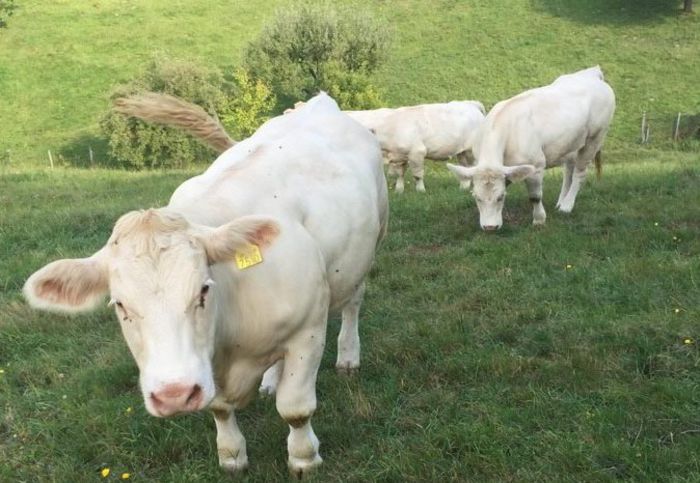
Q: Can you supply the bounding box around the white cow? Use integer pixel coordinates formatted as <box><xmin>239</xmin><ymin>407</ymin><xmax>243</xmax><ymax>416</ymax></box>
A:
<box><xmin>346</xmin><ymin>101</ymin><xmax>486</xmax><ymax>193</ymax></box>
<box><xmin>447</xmin><ymin>66</ymin><xmax>615</xmax><ymax>230</ymax></box>
<box><xmin>23</xmin><ymin>93</ymin><xmax>389</xmax><ymax>476</ymax></box>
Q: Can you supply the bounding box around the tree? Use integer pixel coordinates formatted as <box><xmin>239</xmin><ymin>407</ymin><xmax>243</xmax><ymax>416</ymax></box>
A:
<box><xmin>684</xmin><ymin>0</ymin><xmax>693</xmax><ymax>13</ymax></box>
<box><xmin>245</xmin><ymin>3</ymin><xmax>391</xmax><ymax>109</ymax></box>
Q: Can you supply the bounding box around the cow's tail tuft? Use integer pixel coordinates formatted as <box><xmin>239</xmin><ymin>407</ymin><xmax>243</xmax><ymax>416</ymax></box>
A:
<box><xmin>594</xmin><ymin>150</ymin><xmax>603</xmax><ymax>179</ymax></box>
<box><xmin>113</xmin><ymin>92</ymin><xmax>236</xmax><ymax>154</ymax></box>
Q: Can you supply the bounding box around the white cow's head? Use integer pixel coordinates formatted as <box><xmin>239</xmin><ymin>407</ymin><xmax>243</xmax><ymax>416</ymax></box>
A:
<box><xmin>24</xmin><ymin>209</ymin><xmax>279</xmax><ymax>417</ymax></box>
<box><xmin>446</xmin><ymin>163</ymin><xmax>535</xmax><ymax>230</ymax></box>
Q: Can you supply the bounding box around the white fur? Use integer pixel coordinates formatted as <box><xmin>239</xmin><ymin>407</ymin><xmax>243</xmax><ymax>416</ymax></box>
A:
<box><xmin>447</xmin><ymin>66</ymin><xmax>615</xmax><ymax>230</ymax></box>
<box><xmin>23</xmin><ymin>93</ymin><xmax>388</xmax><ymax>475</ymax></box>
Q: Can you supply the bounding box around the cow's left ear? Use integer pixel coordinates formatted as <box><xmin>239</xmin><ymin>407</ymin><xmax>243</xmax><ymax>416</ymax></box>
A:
<box><xmin>202</xmin><ymin>216</ymin><xmax>280</xmax><ymax>265</ymax></box>
<box><xmin>503</xmin><ymin>165</ymin><xmax>536</xmax><ymax>182</ymax></box>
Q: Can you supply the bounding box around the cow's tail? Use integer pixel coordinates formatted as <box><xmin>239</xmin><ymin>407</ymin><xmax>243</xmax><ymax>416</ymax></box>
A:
<box><xmin>113</xmin><ymin>92</ymin><xmax>236</xmax><ymax>154</ymax></box>
<box><xmin>594</xmin><ymin>150</ymin><xmax>603</xmax><ymax>179</ymax></box>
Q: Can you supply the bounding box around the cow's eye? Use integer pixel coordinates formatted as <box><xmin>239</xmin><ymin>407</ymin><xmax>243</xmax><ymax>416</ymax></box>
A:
<box><xmin>198</xmin><ymin>284</ymin><xmax>209</xmax><ymax>309</ymax></box>
<box><xmin>109</xmin><ymin>299</ymin><xmax>129</xmax><ymax>320</ymax></box>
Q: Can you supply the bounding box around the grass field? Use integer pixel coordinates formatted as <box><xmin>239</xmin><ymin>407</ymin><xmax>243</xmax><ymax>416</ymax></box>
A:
<box><xmin>1</xmin><ymin>0</ymin><xmax>700</xmax><ymax>482</ymax></box>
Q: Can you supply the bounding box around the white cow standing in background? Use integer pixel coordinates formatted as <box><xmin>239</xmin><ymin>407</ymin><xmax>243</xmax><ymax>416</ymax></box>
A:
<box><xmin>345</xmin><ymin>101</ymin><xmax>486</xmax><ymax>193</ymax></box>
<box><xmin>447</xmin><ymin>66</ymin><xmax>615</xmax><ymax>230</ymax></box>
<box><xmin>23</xmin><ymin>93</ymin><xmax>388</xmax><ymax>476</ymax></box>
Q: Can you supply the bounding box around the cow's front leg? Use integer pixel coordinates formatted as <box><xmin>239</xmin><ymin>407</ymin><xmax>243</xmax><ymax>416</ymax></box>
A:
<box><xmin>525</xmin><ymin>172</ymin><xmax>546</xmax><ymax>225</ymax></box>
<box><xmin>336</xmin><ymin>282</ymin><xmax>365</xmax><ymax>373</ymax></box>
<box><xmin>276</xmin><ymin>327</ymin><xmax>327</xmax><ymax>476</ymax></box>
<box><xmin>213</xmin><ymin>408</ymin><xmax>248</xmax><ymax>473</ymax></box>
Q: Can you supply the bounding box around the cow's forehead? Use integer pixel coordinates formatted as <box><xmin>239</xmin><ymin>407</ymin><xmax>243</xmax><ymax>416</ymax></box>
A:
<box><xmin>106</xmin><ymin>209</ymin><xmax>206</xmax><ymax>298</ymax></box>
<box><xmin>472</xmin><ymin>168</ymin><xmax>506</xmax><ymax>195</ymax></box>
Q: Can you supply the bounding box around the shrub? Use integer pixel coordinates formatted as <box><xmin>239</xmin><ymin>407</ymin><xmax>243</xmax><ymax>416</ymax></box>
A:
<box><xmin>245</xmin><ymin>2</ymin><xmax>391</xmax><ymax>109</ymax></box>
<box><xmin>0</xmin><ymin>0</ymin><xmax>17</xmax><ymax>28</ymax></box>
<box><xmin>100</xmin><ymin>57</ymin><xmax>218</xmax><ymax>169</ymax></box>
<box><xmin>220</xmin><ymin>69</ymin><xmax>276</xmax><ymax>139</ymax></box>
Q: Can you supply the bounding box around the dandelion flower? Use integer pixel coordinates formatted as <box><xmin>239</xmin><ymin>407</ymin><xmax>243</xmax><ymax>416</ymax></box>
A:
<box><xmin>126</xmin><ymin>407</ymin><xmax>133</xmax><ymax>414</ymax></box>
<box><xmin>0</xmin><ymin>369</ymin><xmax>5</xmax><ymax>374</ymax></box>
<box><xmin>121</xmin><ymin>473</ymin><xmax>131</xmax><ymax>480</ymax></box>
<box><xmin>684</xmin><ymin>338</ymin><xmax>694</xmax><ymax>345</ymax></box>
<box><xmin>565</xmin><ymin>264</ymin><xmax>573</xmax><ymax>270</ymax></box>
<box><xmin>674</xmin><ymin>308</ymin><xmax>681</xmax><ymax>314</ymax></box>
<box><xmin>101</xmin><ymin>468</ymin><xmax>110</xmax><ymax>478</ymax></box>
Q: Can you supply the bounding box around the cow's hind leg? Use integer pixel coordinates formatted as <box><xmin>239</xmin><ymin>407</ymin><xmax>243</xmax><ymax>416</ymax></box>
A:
<box><xmin>455</xmin><ymin>151</ymin><xmax>474</xmax><ymax>190</ymax></box>
<box><xmin>557</xmin><ymin>134</ymin><xmax>604</xmax><ymax>213</ymax></box>
<box><xmin>336</xmin><ymin>282</ymin><xmax>365</xmax><ymax>373</ymax></box>
<box><xmin>387</xmin><ymin>158</ymin><xmax>407</xmax><ymax>194</ymax></box>
<box><xmin>556</xmin><ymin>160</ymin><xmax>575</xmax><ymax>209</ymax></box>
<box><xmin>213</xmin><ymin>408</ymin><xmax>248</xmax><ymax>474</ymax></box>
<box><xmin>259</xmin><ymin>359</ymin><xmax>284</xmax><ymax>396</ymax></box>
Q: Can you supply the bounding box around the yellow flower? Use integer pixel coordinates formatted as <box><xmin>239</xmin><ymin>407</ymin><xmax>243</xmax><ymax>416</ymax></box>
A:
<box><xmin>101</xmin><ymin>468</ymin><xmax>110</xmax><ymax>478</ymax></box>
<box><xmin>565</xmin><ymin>264</ymin><xmax>573</xmax><ymax>270</ymax></box>
<box><xmin>121</xmin><ymin>473</ymin><xmax>131</xmax><ymax>480</ymax></box>
<box><xmin>674</xmin><ymin>308</ymin><xmax>681</xmax><ymax>314</ymax></box>
<box><xmin>654</xmin><ymin>222</ymin><xmax>659</xmax><ymax>226</ymax></box>
<box><xmin>126</xmin><ymin>407</ymin><xmax>133</xmax><ymax>414</ymax></box>
<box><xmin>684</xmin><ymin>338</ymin><xmax>694</xmax><ymax>345</ymax></box>
<box><xmin>0</xmin><ymin>369</ymin><xmax>5</xmax><ymax>374</ymax></box>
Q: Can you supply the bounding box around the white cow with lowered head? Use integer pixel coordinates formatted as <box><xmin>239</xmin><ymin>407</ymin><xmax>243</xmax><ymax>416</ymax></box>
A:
<box><xmin>447</xmin><ymin>66</ymin><xmax>615</xmax><ymax>230</ymax></box>
<box><xmin>346</xmin><ymin>101</ymin><xmax>486</xmax><ymax>193</ymax></box>
<box><xmin>23</xmin><ymin>93</ymin><xmax>388</xmax><ymax>476</ymax></box>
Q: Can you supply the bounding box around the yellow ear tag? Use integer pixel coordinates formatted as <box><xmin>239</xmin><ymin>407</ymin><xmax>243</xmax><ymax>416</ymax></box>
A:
<box><xmin>234</xmin><ymin>243</ymin><xmax>263</xmax><ymax>270</ymax></box>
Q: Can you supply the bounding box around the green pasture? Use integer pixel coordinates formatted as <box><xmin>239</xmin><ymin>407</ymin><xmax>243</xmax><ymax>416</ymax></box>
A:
<box><xmin>1</xmin><ymin>0</ymin><xmax>700</xmax><ymax>481</ymax></box>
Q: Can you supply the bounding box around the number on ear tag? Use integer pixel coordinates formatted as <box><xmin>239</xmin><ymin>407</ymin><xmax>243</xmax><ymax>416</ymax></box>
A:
<box><xmin>234</xmin><ymin>244</ymin><xmax>263</xmax><ymax>270</ymax></box>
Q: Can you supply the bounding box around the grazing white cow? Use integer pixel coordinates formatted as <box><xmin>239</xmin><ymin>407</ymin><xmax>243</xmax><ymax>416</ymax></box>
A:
<box><xmin>345</xmin><ymin>101</ymin><xmax>486</xmax><ymax>193</ymax></box>
<box><xmin>447</xmin><ymin>66</ymin><xmax>615</xmax><ymax>230</ymax></box>
<box><xmin>23</xmin><ymin>93</ymin><xmax>388</xmax><ymax>476</ymax></box>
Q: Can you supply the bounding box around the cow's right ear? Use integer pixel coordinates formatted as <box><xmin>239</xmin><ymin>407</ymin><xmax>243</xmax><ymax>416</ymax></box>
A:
<box><xmin>24</xmin><ymin>253</ymin><xmax>109</xmax><ymax>314</ymax></box>
<box><xmin>446</xmin><ymin>163</ymin><xmax>478</xmax><ymax>182</ymax></box>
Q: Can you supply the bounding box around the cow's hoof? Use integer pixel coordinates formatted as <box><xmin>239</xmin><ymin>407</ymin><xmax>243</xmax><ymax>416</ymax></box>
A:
<box><xmin>219</xmin><ymin>455</ymin><xmax>249</xmax><ymax>475</ymax></box>
<box><xmin>288</xmin><ymin>454</ymin><xmax>322</xmax><ymax>479</ymax></box>
<box><xmin>335</xmin><ymin>360</ymin><xmax>360</xmax><ymax>375</ymax></box>
<box><xmin>532</xmin><ymin>219</ymin><xmax>546</xmax><ymax>226</ymax></box>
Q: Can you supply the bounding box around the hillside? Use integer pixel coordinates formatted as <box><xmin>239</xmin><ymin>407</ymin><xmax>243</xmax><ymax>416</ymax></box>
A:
<box><xmin>0</xmin><ymin>0</ymin><xmax>698</xmax><ymax>166</ymax></box>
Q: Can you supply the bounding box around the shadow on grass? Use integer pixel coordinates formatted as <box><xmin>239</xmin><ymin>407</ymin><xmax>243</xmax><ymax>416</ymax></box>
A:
<box><xmin>531</xmin><ymin>0</ymin><xmax>683</xmax><ymax>24</ymax></box>
<box><xmin>58</xmin><ymin>133</ymin><xmax>116</xmax><ymax>168</ymax></box>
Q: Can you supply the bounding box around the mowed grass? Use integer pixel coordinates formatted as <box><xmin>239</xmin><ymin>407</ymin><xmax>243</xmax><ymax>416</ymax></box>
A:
<box><xmin>1</xmin><ymin>149</ymin><xmax>699</xmax><ymax>481</ymax></box>
<box><xmin>1</xmin><ymin>0</ymin><xmax>700</xmax><ymax>481</ymax></box>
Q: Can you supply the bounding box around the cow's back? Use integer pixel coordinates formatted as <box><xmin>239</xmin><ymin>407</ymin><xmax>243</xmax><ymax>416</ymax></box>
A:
<box><xmin>479</xmin><ymin>70</ymin><xmax>615</xmax><ymax>167</ymax></box>
<box><xmin>170</xmin><ymin>94</ymin><xmax>388</xmax><ymax>310</ymax></box>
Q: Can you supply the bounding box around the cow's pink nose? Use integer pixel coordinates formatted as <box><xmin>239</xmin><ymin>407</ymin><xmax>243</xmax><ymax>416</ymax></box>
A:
<box><xmin>150</xmin><ymin>384</ymin><xmax>203</xmax><ymax>416</ymax></box>
<box><xmin>482</xmin><ymin>225</ymin><xmax>500</xmax><ymax>232</ymax></box>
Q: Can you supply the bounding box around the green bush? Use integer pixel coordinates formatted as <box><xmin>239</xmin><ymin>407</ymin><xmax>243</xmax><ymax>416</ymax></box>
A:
<box><xmin>0</xmin><ymin>0</ymin><xmax>17</xmax><ymax>28</ymax></box>
<box><xmin>245</xmin><ymin>2</ymin><xmax>391</xmax><ymax>109</ymax></box>
<box><xmin>220</xmin><ymin>69</ymin><xmax>276</xmax><ymax>139</ymax></box>
<box><xmin>101</xmin><ymin>56</ymin><xmax>275</xmax><ymax>169</ymax></box>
